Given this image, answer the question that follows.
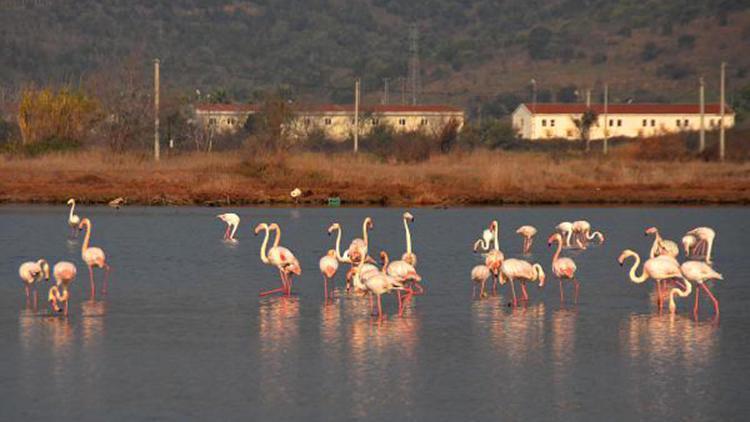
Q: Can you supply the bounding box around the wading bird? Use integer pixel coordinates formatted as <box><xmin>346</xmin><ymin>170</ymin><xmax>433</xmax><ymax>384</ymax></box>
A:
<box><xmin>362</xmin><ymin>252</ymin><xmax>404</xmax><ymax>320</ymax></box>
<box><xmin>555</xmin><ymin>222</ymin><xmax>574</xmax><ymax>248</ymax></box>
<box><xmin>346</xmin><ymin>217</ymin><xmax>373</xmax><ymax>265</ymax></box>
<box><xmin>255</xmin><ymin>223</ymin><xmax>301</xmax><ymax>297</ymax></box>
<box><xmin>474</xmin><ymin>220</ymin><xmax>504</xmax><ymax>295</ymax></box>
<box><xmin>618</xmin><ymin>249</ymin><xmax>686</xmax><ymax>311</ymax></box>
<box><xmin>382</xmin><ymin>251</ymin><xmax>421</xmax><ymax>315</ymax></box>
<box><xmin>500</xmin><ymin>258</ymin><xmax>545</xmax><ymax>307</ymax></box>
<box><xmin>516</xmin><ymin>225</ymin><xmax>537</xmax><ymax>254</ymax></box>
<box><xmin>548</xmin><ymin>233</ymin><xmax>579</xmax><ymax>303</ymax></box>
<box><xmin>683</xmin><ymin>227</ymin><xmax>716</xmax><ymax>264</ymax></box>
<box><xmin>471</xmin><ymin>265</ymin><xmax>491</xmax><ymax>299</ymax></box>
<box><xmin>18</xmin><ymin>259</ymin><xmax>50</xmax><ymax>308</ymax></box>
<box><xmin>401</xmin><ymin>212</ymin><xmax>417</xmax><ymax>267</ymax></box>
<box><xmin>290</xmin><ymin>188</ymin><xmax>302</xmax><ymax>203</ymax></box>
<box><xmin>49</xmin><ymin>262</ymin><xmax>76</xmax><ymax>316</ymax></box>
<box><xmin>319</xmin><ymin>249</ymin><xmax>339</xmax><ymax>300</ymax></box>
<box><xmin>645</xmin><ymin>227</ymin><xmax>679</xmax><ymax>259</ymax></box>
<box><xmin>572</xmin><ymin>220</ymin><xmax>604</xmax><ymax>249</ymax></box>
<box><xmin>67</xmin><ymin>199</ymin><xmax>81</xmax><ymax>237</ymax></box>
<box><xmin>217</xmin><ymin>213</ymin><xmax>240</xmax><ymax>241</ymax></box>
<box><xmin>108</xmin><ymin>197</ymin><xmax>125</xmax><ymax>209</ymax></box>
<box><xmin>79</xmin><ymin>218</ymin><xmax>111</xmax><ymax>298</ymax></box>
<box><xmin>680</xmin><ymin>260</ymin><xmax>722</xmax><ymax>318</ymax></box>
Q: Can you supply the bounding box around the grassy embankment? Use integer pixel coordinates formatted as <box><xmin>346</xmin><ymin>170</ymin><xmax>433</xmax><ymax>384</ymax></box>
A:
<box><xmin>2</xmin><ymin>147</ymin><xmax>750</xmax><ymax>206</ymax></box>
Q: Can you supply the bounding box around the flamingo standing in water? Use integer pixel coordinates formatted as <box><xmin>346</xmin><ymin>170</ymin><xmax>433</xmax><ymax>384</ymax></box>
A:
<box><xmin>548</xmin><ymin>233</ymin><xmax>579</xmax><ymax>303</ymax></box>
<box><xmin>319</xmin><ymin>250</ymin><xmax>339</xmax><ymax>300</ymax></box>
<box><xmin>67</xmin><ymin>199</ymin><xmax>81</xmax><ymax>237</ymax></box>
<box><xmin>572</xmin><ymin>220</ymin><xmax>604</xmax><ymax>249</ymax></box>
<box><xmin>18</xmin><ymin>259</ymin><xmax>50</xmax><ymax>308</ymax></box>
<box><xmin>500</xmin><ymin>258</ymin><xmax>545</xmax><ymax>307</ymax></box>
<box><xmin>362</xmin><ymin>252</ymin><xmax>404</xmax><ymax>320</ymax></box>
<box><xmin>383</xmin><ymin>251</ymin><xmax>422</xmax><ymax>315</ymax></box>
<box><xmin>401</xmin><ymin>212</ymin><xmax>418</xmax><ymax>267</ymax></box>
<box><xmin>645</xmin><ymin>227</ymin><xmax>679</xmax><ymax>258</ymax></box>
<box><xmin>682</xmin><ymin>227</ymin><xmax>716</xmax><ymax>264</ymax></box>
<box><xmin>516</xmin><ymin>225</ymin><xmax>537</xmax><ymax>254</ymax></box>
<box><xmin>217</xmin><ymin>213</ymin><xmax>240</xmax><ymax>241</ymax></box>
<box><xmin>680</xmin><ymin>261</ymin><xmax>722</xmax><ymax>318</ymax></box>
<box><xmin>254</xmin><ymin>223</ymin><xmax>301</xmax><ymax>297</ymax></box>
<box><xmin>79</xmin><ymin>218</ymin><xmax>111</xmax><ymax>297</ymax></box>
<box><xmin>474</xmin><ymin>220</ymin><xmax>504</xmax><ymax>294</ymax></box>
<box><xmin>555</xmin><ymin>222</ymin><xmax>574</xmax><ymax>247</ymax></box>
<box><xmin>346</xmin><ymin>217</ymin><xmax>373</xmax><ymax>264</ymax></box>
<box><xmin>49</xmin><ymin>262</ymin><xmax>77</xmax><ymax>316</ymax></box>
<box><xmin>471</xmin><ymin>265</ymin><xmax>491</xmax><ymax>299</ymax></box>
<box><xmin>618</xmin><ymin>249</ymin><xmax>687</xmax><ymax>311</ymax></box>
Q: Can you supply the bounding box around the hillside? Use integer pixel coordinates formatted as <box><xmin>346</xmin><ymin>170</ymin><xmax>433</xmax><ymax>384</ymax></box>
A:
<box><xmin>1</xmin><ymin>0</ymin><xmax>749</xmax><ymax>112</ymax></box>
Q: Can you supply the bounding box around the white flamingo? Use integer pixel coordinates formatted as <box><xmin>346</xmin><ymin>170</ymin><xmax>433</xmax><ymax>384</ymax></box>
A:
<box><xmin>382</xmin><ymin>251</ymin><xmax>422</xmax><ymax>315</ymax></box>
<box><xmin>683</xmin><ymin>227</ymin><xmax>716</xmax><ymax>264</ymax></box>
<box><xmin>319</xmin><ymin>250</ymin><xmax>339</xmax><ymax>300</ymax></box>
<box><xmin>572</xmin><ymin>220</ymin><xmax>604</xmax><ymax>249</ymax></box>
<box><xmin>346</xmin><ymin>217</ymin><xmax>373</xmax><ymax>264</ymax></box>
<box><xmin>362</xmin><ymin>252</ymin><xmax>404</xmax><ymax>320</ymax></box>
<box><xmin>618</xmin><ymin>249</ymin><xmax>687</xmax><ymax>311</ymax></box>
<box><xmin>548</xmin><ymin>233</ymin><xmax>579</xmax><ymax>303</ymax></box>
<box><xmin>556</xmin><ymin>222</ymin><xmax>574</xmax><ymax>247</ymax></box>
<box><xmin>500</xmin><ymin>258</ymin><xmax>545</xmax><ymax>307</ymax></box>
<box><xmin>680</xmin><ymin>261</ymin><xmax>722</xmax><ymax>317</ymax></box>
<box><xmin>217</xmin><ymin>213</ymin><xmax>240</xmax><ymax>241</ymax></box>
<box><xmin>49</xmin><ymin>262</ymin><xmax>76</xmax><ymax>316</ymax></box>
<box><xmin>515</xmin><ymin>225</ymin><xmax>537</xmax><ymax>254</ymax></box>
<box><xmin>401</xmin><ymin>212</ymin><xmax>417</xmax><ymax>267</ymax></box>
<box><xmin>474</xmin><ymin>220</ymin><xmax>504</xmax><ymax>295</ymax></box>
<box><xmin>471</xmin><ymin>265</ymin><xmax>491</xmax><ymax>299</ymax></box>
<box><xmin>79</xmin><ymin>218</ymin><xmax>111</xmax><ymax>298</ymax></box>
<box><xmin>255</xmin><ymin>223</ymin><xmax>301</xmax><ymax>297</ymax></box>
<box><xmin>67</xmin><ymin>199</ymin><xmax>81</xmax><ymax>237</ymax></box>
<box><xmin>645</xmin><ymin>227</ymin><xmax>679</xmax><ymax>258</ymax></box>
<box><xmin>18</xmin><ymin>259</ymin><xmax>50</xmax><ymax>307</ymax></box>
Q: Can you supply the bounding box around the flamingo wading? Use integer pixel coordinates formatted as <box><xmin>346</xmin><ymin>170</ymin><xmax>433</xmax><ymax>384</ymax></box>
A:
<box><xmin>79</xmin><ymin>218</ymin><xmax>111</xmax><ymax>297</ymax></box>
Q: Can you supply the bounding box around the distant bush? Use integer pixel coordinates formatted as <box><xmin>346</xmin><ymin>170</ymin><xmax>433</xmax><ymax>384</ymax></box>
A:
<box><xmin>656</xmin><ymin>63</ymin><xmax>694</xmax><ymax>80</ymax></box>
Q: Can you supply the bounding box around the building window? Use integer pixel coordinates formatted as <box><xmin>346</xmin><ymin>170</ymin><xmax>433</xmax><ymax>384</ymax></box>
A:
<box><xmin>304</xmin><ymin>118</ymin><xmax>311</xmax><ymax>125</ymax></box>
<box><xmin>609</xmin><ymin>119</ymin><xmax>614</xmax><ymax>127</ymax></box>
<box><xmin>209</xmin><ymin>118</ymin><xmax>217</xmax><ymax>125</ymax></box>
<box><xmin>542</xmin><ymin>119</ymin><xmax>547</xmax><ymax>127</ymax></box>
<box><xmin>227</xmin><ymin>118</ymin><xmax>235</xmax><ymax>125</ymax></box>
<box><xmin>617</xmin><ymin>119</ymin><xmax>622</xmax><ymax>127</ymax></box>
<box><xmin>371</xmin><ymin>118</ymin><xmax>379</xmax><ymax>125</ymax></box>
<box><xmin>684</xmin><ymin>119</ymin><xmax>689</xmax><ymax>127</ymax></box>
<box><xmin>550</xmin><ymin>119</ymin><xmax>555</xmax><ymax>127</ymax></box>
<box><xmin>676</xmin><ymin>120</ymin><xmax>681</xmax><ymax>127</ymax></box>
<box><xmin>420</xmin><ymin>118</ymin><xmax>428</xmax><ymax>126</ymax></box>
<box><xmin>642</xmin><ymin>119</ymin><xmax>647</xmax><ymax>127</ymax></box>
<box><xmin>399</xmin><ymin>118</ymin><xmax>406</xmax><ymax>126</ymax></box>
<box><xmin>651</xmin><ymin>119</ymin><xmax>656</xmax><ymax>127</ymax></box>
<box><xmin>324</xmin><ymin>118</ymin><xmax>332</xmax><ymax>125</ymax></box>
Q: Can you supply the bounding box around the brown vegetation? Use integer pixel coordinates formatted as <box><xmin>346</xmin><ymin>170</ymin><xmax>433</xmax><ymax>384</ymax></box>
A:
<box><xmin>2</xmin><ymin>147</ymin><xmax>749</xmax><ymax>206</ymax></box>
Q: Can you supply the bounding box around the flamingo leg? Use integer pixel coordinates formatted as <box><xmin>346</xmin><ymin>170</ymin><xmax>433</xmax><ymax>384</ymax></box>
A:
<box><xmin>521</xmin><ymin>282</ymin><xmax>529</xmax><ymax>302</ymax></box>
<box><xmin>33</xmin><ymin>290</ymin><xmax>38</xmax><ymax>310</ymax></box>
<box><xmin>492</xmin><ymin>274</ymin><xmax>498</xmax><ymax>296</ymax></box>
<box><xmin>377</xmin><ymin>295</ymin><xmax>383</xmax><ymax>320</ymax></box>
<box><xmin>88</xmin><ymin>265</ymin><xmax>96</xmax><ymax>298</ymax></box>
<box><xmin>259</xmin><ymin>287</ymin><xmax>287</xmax><ymax>297</ymax></box>
<box><xmin>528</xmin><ymin>238</ymin><xmax>533</xmax><ymax>253</ymax></box>
<box><xmin>224</xmin><ymin>226</ymin><xmax>230</xmax><ymax>240</ymax></box>
<box><xmin>369</xmin><ymin>293</ymin><xmax>375</xmax><ymax>316</ymax></box>
<box><xmin>323</xmin><ymin>276</ymin><xmax>328</xmax><ymax>301</ymax></box>
<box><xmin>701</xmin><ymin>283</ymin><xmax>720</xmax><ymax>318</ymax></box>
<box><xmin>573</xmin><ymin>278</ymin><xmax>580</xmax><ymax>304</ymax></box>
<box><xmin>64</xmin><ymin>299</ymin><xmax>68</xmax><ymax>316</ymax></box>
<box><xmin>25</xmin><ymin>285</ymin><xmax>30</xmax><ymax>299</ymax></box>
<box><xmin>480</xmin><ymin>280</ymin><xmax>486</xmax><ymax>298</ymax></box>
<box><xmin>655</xmin><ymin>280</ymin><xmax>663</xmax><ymax>309</ymax></box>
<box><xmin>509</xmin><ymin>278</ymin><xmax>517</xmax><ymax>307</ymax></box>
<box><xmin>397</xmin><ymin>290</ymin><xmax>403</xmax><ymax>314</ymax></box>
<box><xmin>559</xmin><ymin>279</ymin><xmax>564</xmax><ymax>303</ymax></box>
<box><xmin>693</xmin><ymin>285</ymin><xmax>700</xmax><ymax>317</ymax></box>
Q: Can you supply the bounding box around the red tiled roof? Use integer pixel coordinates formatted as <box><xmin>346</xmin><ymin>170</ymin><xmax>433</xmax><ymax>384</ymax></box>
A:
<box><xmin>194</xmin><ymin>103</ymin><xmax>462</xmax><ymax>113</ymax></box>
<box><xmin>194</xmin><ymin>103</ymin><xmax>260</xmax><ymax>112</ymax></box>
<box><xmin>522</xmin><ymin>103</ymin><xmax>733</xmax><ymax>115</ymax></box>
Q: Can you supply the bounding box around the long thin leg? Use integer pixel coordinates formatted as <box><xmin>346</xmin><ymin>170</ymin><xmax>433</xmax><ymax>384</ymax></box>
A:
<box><xmin>25</xmin><ymin>285</ymin><xmax>30</xmax><ymax>299</ymax></box>
<box><xmin>573</xmin><ymin>278</ymin><xmax>580</xmax><ymax>304</ymax></box>
<box><xmin>64</xmin><ymin>300</ymin><xmax>68</xmax><ymax>316</ymax></box>
<box><xmin>528</xmin><ymin>238</ymin><xmax>533</xmax><ymax>253</ymax></box>
<box><xmin>559</xmin><ymin>279</ymin><xmax>564</xmax><ymax>303</ymax></box>
<box><xmin>323</xmin><ymin>276</ymin><xmax>328</xmax><ymax>301</ymax></box>
<box><xmin>705</xmin><ymin>240</ymin><xmax>713</xmax><ymax>264</ymax></box>
<box><xmin>473</xmin><ymin>283</ymin><xmax>477</xmax><ymax>299</ymax></box>
<box><xmin>480</xmin><ymin>280</ymin><xmax>486</xmax><ymax>298</ymax></box>
<box><xmin>656</xmin><ymin>280</ymin><xmax>663</xmax><ymax>310</ymax></box>
<box><xmin>509</xmin><ymin>278</ymin><xmax>517</xmax><ymax>307</ymax></box>
<box><xmin>377</xmin><ymin>295</ymin><xmax>383</xmax><ymax>320</ymax></box>
<box><xmin>33</xmin><ymin>290</ymin><xmax>38</xmax><ymax>310</ymax></box>
<box><xmin>521</xmin><ymin>282</ymin><xmax>529</xmax><ymax>302</ymax></box>
<box><xmin>492</xmin><ymin>274</ymin><xmax>498</xmax><ymax>296</ymax></box>
<box><xmin>369</xmin><ymin>293</ymin><xmax>375</xmax><ymax>316</ymax></box>
<box><xmin>88</xmin><ymin>265</ymin><xmax>96</xmax><ymax>298</ymax></box>
<box><xmin>693</xmin><ymin>285</ymin><xmax>700</xmax><ymax>317</ymax></box>
<box><xmin>701</xmin><ymin>283</ymin><xmax>720</xmax><ymax>318</ymax></box>
<box><xmin>259</xmin><ymin>287</ymin><xmax>287</xmax><ymax>297</ymax></box>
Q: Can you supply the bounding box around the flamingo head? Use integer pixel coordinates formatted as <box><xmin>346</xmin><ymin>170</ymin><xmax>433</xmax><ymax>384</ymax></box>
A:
<box><xmin>547</xmin><ymin>233</ymin><xmax>562</xmax><ymax>246</ymax></box>
<box><xmin>268</xmin><ymin>223</ymin><xmax>280</xmax><ymax>231</ymax></box>
<box><xmin>38</xmin><ymin>260</ymin><xmax>50</xmax><ymax>281</ymax></box>
<box><xmin>254</xmin><ymin>223</ymin><xmax>267</xmax><ymax>235</ymax></box>
<box><xmin>77</xmin><ymin>218</ymin><xmax>90</xmax><ymax>230</ymax></box>
<box><xmin>489</xmin><ymin>220</ymin><xmax>498</xmax><ymax>232</ymax></box>
<box><xmin>67</xmin><ymin>198</ymin><xmax>75</xmax><ymax>206</ymax></box>
<box><xmin>682</xmin><ymin>235</ymin><xmax>696</xmax><ymax>254</ymax></box>
<box><xmin>379</xmin><ymin>251</ymin><xmax>389</xmax><ymax>265</ymax></box>
<box><xmin>536</xmin><ymin>266</ymin><xmax>546</xmax><ymax>287</ymax></box>
<box><xmin>617</xmin><ymin>249</ymin><xmax>636</xmax><ymax>266</ymax></box>
<box><xmin>327</xmin><ymin>223</ymin><xmax>340</xmax><ymax>235</ymax></box>
<box><xmin>365</xmin><ymin>217</ymin><xmax>373</xmax><ymax>230</ymax></box>
<box><xmin>403</xmin><ymin>211</ymin><xmax>414</xmax><ymax>222</ymax></box>
<box><xmin>402</xmin><ymin>252</ymin><xmax>416</xmax><ymax>266</ymax></box>
<box><xmin>326</xmin><ymin>249</ymin><xmax>336</xmax><ymax>258</ymax></box>
<box><xmin>645</xmin><ymin>227</ymin><xmax>658</xmax><ymax>236</ymax></box>
<box><xmin>48</xmin><ymin>287</ymin><xmax>61</xmax><ymax>312</ymax></box>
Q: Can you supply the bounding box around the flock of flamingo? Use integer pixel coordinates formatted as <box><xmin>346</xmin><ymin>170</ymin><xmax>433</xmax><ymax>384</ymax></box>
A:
<box><xmin>16</xmin><ymin>200</ymin><xmax>722</xmax><ymax>320</ymax></box>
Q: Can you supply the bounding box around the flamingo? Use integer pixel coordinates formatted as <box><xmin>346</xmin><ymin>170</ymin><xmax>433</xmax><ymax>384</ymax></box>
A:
<box><xmin>18</xmin><ymin>259</ymin><xmax>50</xmax><ymax>307</ymax></box>
<box><xmin>680</xmin><ymin>261</ymin><xmax>722</xmax><ymax>318</ymax></box>
<box><xmin>255</xmin><ymin>223</ymin><xmax>301</xmax><ymax>297</ymax></box>
<box><xmin>67</xmin><ymin>199</ymin><xmax>81</xmax><ymax>237</ymax></box>
<box><xmin>618</xmin><ymin>249</ymin><xmax>687</xmax><ymax>311</ymax></box>
<box><xmin>500</xmin><ymin>258</ymin><xmax>545</xmax><ymax>307</ymax></box>
<box><xmin>319</xmin><ymin>249</ymin><xmax>339</xmax><ymax>300</ymax></box>
<box><xmin>49</xmin><ymin>262</ymin><xmax>76</xmax><ymax>316</ymax></box>
<box><xmin>362</xmin><ymin>252</ymin><xmax>404</xmax><ymax>320</ymax></box>
<box><xmin>515</xmin><ymin>225</ymin><xmax>537</xmax><ymax>254</ymax></box>
<box><xmin>108</xmin><ymin>197</ymin><xmax>125</xmax><ymax>209</ymax></box>
<box><xmin>548</xmin><ymin>233</ymin><xmax>579</xmax><ymax>303</ymax></box>
<box><xmin>556</xmin><ymin>222</ymin><xmax>574</xmax><ymax>247</ymax></box>
<box><xmin>645</xmin><ymin>227</ymin><xmax>679</xmax><ymax>258</ymax></box>
<box><xmin>572</xmin><ymin>220</ymin><xmax>604</xmax><ymax>249</ymax></box>
<box><xmin>471</xmin><ymin>265</ymin><xmax>491</xmax><ymax>299</ymax></box>
<box><xmin>474</xmin><ymin>220</ymin><xmax>504</xmax><ymax>294</ymax></box>
<box><xmin>473</xmin><ymin>228</ymin><xmax>494</xmax><ymax>252</ymax></box>
<box><xmin>401</xmin><ymin>212</ymin><xmax>418</xmax><ymax>267</ymax></box>
<box><xmin>668</xmin><ymin>273</ymin><xmax>693</xmax><ymax>315</ymax></box>
<box><xmin>79</xmin><ymin>218</ymin><xmax>111</xmax><ymax>298</ymax></box>
<box><xmin>290</xmin><ymin>188</ymin><xmax>302</xmax><ymax>203</ymax></box>
<box><xmin>346</xmin><ymin>217</ymin><xmax>373</xmax><ymax>264</ymax></box>
<box><xmin>217</xmin><ymin>213</ymin><xmax>240</xmax><ymax>241</ymax></box>
<box><xmin>683</xmin><ymin>227</ymin><xmax>716</xmax><ymax>264</ymax></box>
<box><xmin>382</xmin><ymin>251</ymin><xmax>422</xmax><ymax>315</ymax></box>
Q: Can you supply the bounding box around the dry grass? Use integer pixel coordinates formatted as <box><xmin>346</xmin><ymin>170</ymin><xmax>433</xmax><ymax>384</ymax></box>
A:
<box><xmin>2</xmin><ymin>148</ymin><xmax>749</xmax><ymax>205</ymax></box>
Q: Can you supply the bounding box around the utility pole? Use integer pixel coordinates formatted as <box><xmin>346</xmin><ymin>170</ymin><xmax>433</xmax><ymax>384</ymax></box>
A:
<box><xmin>154</xmin><ymin>58</ymin><xmax>161</xmax><ymax>161</ymax></box>
<box><xmin>603</xmin><ymin>83</ymin><xmax>609</xmax><ymax>155</ymax></box>
<box><xmin>354</xmin><ymin>78</ymin><xmax>360</xmax><ymax>153</ymax></box>
<box><xmin>699</xmin><ymin>76</ymin><xmax>705</xmax><ymax>153</ymax></box>
<box><xmin>586</xmin><ymin>89</ymin><xmax>591</xmax><ymax>108</ymax></box>
<box><xmin>719</xmin><ymin>61</ymin><xmax>726</xmax><ymax>161</ymax></box>
<box><xmin>382</xmin><ymin>78</ymin><xmax>390</xmax><ymax>105</ymax></box>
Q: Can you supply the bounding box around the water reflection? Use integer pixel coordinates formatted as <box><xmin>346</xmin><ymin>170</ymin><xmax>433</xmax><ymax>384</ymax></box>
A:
<box><xmin>258</xmin><ymin>297</ymin><xmax>300</xmax><ymax>407</ymax></box>
<box><xmin>551</xmin><ymin>308</ymin><xmax>577</xmax><ymax>413</ymax></box>
<box><xmin>488</xmin><ymin>303</ymin><xmax>547</xmax><ymax>366</ymax></box>
<box><xmin>81</xmin><ymin>299</ymin><xmax>106</xmax><ymax>347</ymax></box>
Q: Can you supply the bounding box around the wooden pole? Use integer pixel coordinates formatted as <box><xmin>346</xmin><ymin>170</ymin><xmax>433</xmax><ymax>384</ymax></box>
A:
<box><xmin>154</xmin><ymin>58</ymin><xmax>161</xmax><ymax>161</ymax></box>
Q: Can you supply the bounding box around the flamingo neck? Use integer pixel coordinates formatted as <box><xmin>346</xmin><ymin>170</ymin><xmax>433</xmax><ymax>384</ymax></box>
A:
<box><xmin>587</xmin><ymin>230</ymin><xmax>602</xmax><ymax>242</ymax></box>
<box><xmin>333</xmin><ymin>227</ymin><xmax>346</xmax><ymax>262</ymax></box>
<box><xmin>492</xmin><ymin>222</ymin><xmax>499</xmax><ymax>251</ymax></box>
<box><xmin>68</xmin><ymin>201</ymin><xmax>75</xmax><ymax>221</ymax></box>
<box><xmin>259</xmin><ymin>227</ymin><xmax>270</xmax><ymax>264</ymax></box>
<box><xmin>229</xmin><ymin>223</ymin><xmax>238</xmax><ymax>240</ymax></box>
<box><xmin>626</xmin><ymin>253</ymin><xmax>648</xmax><ymax>284</ymax></box>
<box><xmin>669</xmin><ymin>278</ymin><xmax>692</xmax><ymax>311</ymax></box>
<box><xmin>532</xmin><ymin>264</ymin><xmax>544</xmax><ymax>281</ymax></box>
<box><xmin>552</xmin><ymin>238</ymin><xmax>562</xmax><ymax>263</ymax></box>
<box><xmin>381</xmin><ymin>252</ymin><xmax>389</xmax><ymax>273</ymax></box>
<box><xmin>404</xmin><ymin>217</ymin><xmax>412</xmax><ymax>255</ymax></box>
<box><xmin>81</xmin><ymin>221</ymin><xmax>91</xmax><ymax>255</ymax></box>
<box><xmin>272</xmin><ymin>225</ymin><xmax>281</xmax><ymax>248</ymax></box>
<box><xmin>649</xmin><ymin>232</ymin><xmax>663</xmax><ymax>258</ymax></box>
<box><xmin>362</xmin><ymin>219</ymin><xmax>369</xmax><ymax>246</ymax></box>
<box><xmin>565</xmin><ymin>229</ymin><xmax>572</xmax><ymax>247</ymax></box>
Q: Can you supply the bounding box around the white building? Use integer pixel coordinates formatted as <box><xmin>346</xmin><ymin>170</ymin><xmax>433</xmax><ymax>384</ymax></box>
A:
<box><xmin>194</xmin><ymin>103</ymin><xmax>465</xmax><ymax>141</ymax></box>
<box><xmin>512</xmin><ymin>103</ymin><xmax>735</xmax><ymax>141</ymax></box>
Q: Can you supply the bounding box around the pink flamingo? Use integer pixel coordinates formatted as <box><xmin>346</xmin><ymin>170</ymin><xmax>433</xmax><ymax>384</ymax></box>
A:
<box><xmin>680</xmin><ymin>261</ymin><xmax>722</xmax><ymax>318</ymax></box>
<box><xmin>555</xmin><ymin>222</ymin><xmax>574</xmax><ymax>247</ymax></box>
<box><xmin>79</xmin><ymin>218</ymin><xmax>111</xmax><ymax>297</ymax></box>
<box><xmin>645</xmin><ymin>227</ymin><xmax>679</xmax><ymax>258</ymax></box>
<box><xmin>618</xmin><ymin>249</ymin><xmax>686</xmax><ymax>311</ymax></box>
<box><xmin>346</xmin><ymin>217</ymin><xmax>373</xmax><ymax>265</ymax></box>
<box><xmin>255</xmin><ymin>223</ymin><xmax>301</xmax><ymax>297</ymax></box>
<box><xmin>515</xmin><ymin>225</ymin><xmax>537</xmax><ymax>254</ymax></box>
<box><xmin>217</xmin><ymin>213</ymin><xmax>240</xmax><ymax>241</ymax></box>
<box><xmin>319</xmin><ymin>250</ymin><xmax>339</xmax><ymax>300</ymax></box>
<box><xmin>362</xmin><ymin>253</ymin><xmax>404</xmax><ymax>320</ymax></box>
<box><xmin>471</xmin><ymin>265</ymin><xmax>491</xmax><ymax>299</ymax></box>
<box><xmin>548</xmin><ymin>233</ymin><xmax>579</xmax><ymax>303</ymax></box>
<box><xmin>572</xmin><ymin>220</ymin><xmax>604</xmax><ymax>249</ymax></box>
<box><xmin>401</xmin><ymin>212</ymin><xmax>418</xmax><ymax>267</ymax></box>
<box><xmin>49</xmin><ymin>262</ymin><xmax>76</xmax><ymax>316</ymax></box>
<box><xmin>67</xmin><ymin>199</ymin><xmax>81</xmax><ymax>237</ymax></box>
<box><xmin>474</xmin><ymin>220</ymin><xmax>504</xmax><ymax>295</ymax></box>
<box><xmin>500</xmin><ymin>258</ymin><xmax>545</xmax><ymax>307</ymax></box>
<box><xmin>683</xmin><ymin>227</ymin><xmax>716</xmax><ymax>264</ymax></box>
<box><xmin>383</xmin><ymin>251</ymin><xmax>421</xmax><ymax>316</ymax></box>
<box><xmin>18</xmin><ymin>259</ymin><xmax>50</xmax><ymax>308</ymax></box>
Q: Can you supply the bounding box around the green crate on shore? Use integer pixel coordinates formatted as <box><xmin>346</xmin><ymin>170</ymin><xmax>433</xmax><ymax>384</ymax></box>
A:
<box><xmin>327</xmin><ymin>197</ymin><xmax>341</xmax><ymax>207</ymax></box>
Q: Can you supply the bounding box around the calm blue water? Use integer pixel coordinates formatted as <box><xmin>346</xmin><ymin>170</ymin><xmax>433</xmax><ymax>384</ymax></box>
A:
<box><xmin>1</xmin><ymin>206</ymin><xmax>749</xmax><ymax>421</ymax></box>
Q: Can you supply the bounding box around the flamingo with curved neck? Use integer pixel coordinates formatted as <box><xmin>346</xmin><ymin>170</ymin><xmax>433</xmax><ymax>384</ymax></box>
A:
<box><xmin>401</xmin><ymin>212</ymin><xmax>417</xmax><ymax>266</ymax></box>
<box><xmin>79</xmin><ymin>218</ymin><xmax>111</xmax><ymax>298</ymax></box>
<box><xmin>67</xmin><ymin>199</ymin><xmax>81</xmax><ymax>237</ymax></box>
<box><xmin>346</xmin><ymin>217</ymin><xmax>373</xmax><ymax>264</ymax></box>
<box><xmin>645</xmin><ymin>227</ymin><xmax>678</xmax><ymax>259</ymax></box>
<box><xmin>548</xmin><ymin>233</ymin><xmax>579</xmax><ymax>304</ymax></box>
<box><xmin>18</xmin><ymin>259</ymin><xmax>50</xmax><ymax>308</ymax></box>
<box><xmin>618</xmin><ymin>249</ymin><xmax>686</xmax><ymax>311</ymax></box>
<box><xmin>254</xmin><ymin>223</ymin><xmax>301</xmax><ymax>297</ymax></box>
